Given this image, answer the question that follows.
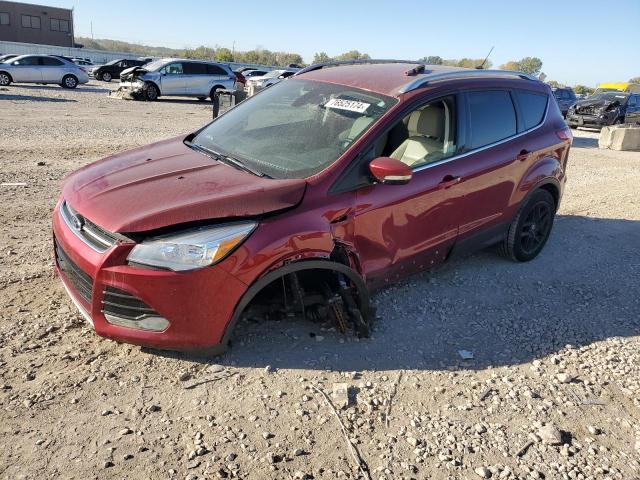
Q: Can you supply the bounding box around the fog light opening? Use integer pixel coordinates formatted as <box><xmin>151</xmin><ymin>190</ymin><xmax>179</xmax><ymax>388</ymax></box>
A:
<box><xmin>104</xmin><ymin>313</ymin><xmax>170</xmax><ymax>332</ymax></box>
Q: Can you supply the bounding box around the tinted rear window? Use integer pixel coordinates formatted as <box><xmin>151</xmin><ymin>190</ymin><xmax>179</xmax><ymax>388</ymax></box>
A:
<box><xmin>516</xmin><ymin>90</ymin><xmax>548</xmax><ymax>130</ymax></box>
<box><xmin>184</xmin><ymin>62</ymin><xmax>208</xmax><ymax>75</ymax></box>
<box><xmin>468</xmin><ymin>91</ymin><xmax>517</xmax><ymax>149</ymax></box>
<box><xmin>206</xmin><ymin>64</ymin><xmax>228</xmax><ymax>75</ymax></box>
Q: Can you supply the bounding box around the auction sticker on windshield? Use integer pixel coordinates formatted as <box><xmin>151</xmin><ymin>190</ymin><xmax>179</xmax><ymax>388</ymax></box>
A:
<box><xmin>325</xmin><ymin>98</ymin><xmax>370</xmax><ymax>114</ymax></box>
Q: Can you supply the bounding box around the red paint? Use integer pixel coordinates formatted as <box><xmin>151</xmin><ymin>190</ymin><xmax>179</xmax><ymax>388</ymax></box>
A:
<box><xmin>53</xmin><ymin>65</ymin><xmax>571</xmax><ymax>351</ymax></box>
<box><xmin>368</xmin><ymin>157</ymin><xmax>412</xmax><ymax>184</ymax></box>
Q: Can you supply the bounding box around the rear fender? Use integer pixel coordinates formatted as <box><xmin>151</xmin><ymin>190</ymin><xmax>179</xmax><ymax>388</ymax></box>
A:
<box><xmin>512</xmin><ymin>154</ymin><xmax>563</xmax><ymax>212</ymax></box>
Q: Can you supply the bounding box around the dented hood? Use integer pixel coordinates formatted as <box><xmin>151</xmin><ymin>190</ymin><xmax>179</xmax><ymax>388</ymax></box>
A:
<box><xmin>62</xmin><ymin>136</ymin><xmax>306</xmax><ymax>233</ymax></box>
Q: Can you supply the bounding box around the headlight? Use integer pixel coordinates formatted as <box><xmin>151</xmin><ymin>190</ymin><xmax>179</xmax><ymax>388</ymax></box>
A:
<box><xmin>127</xmin><ymin>222</ymin><xmax>256</xmax><ymax>271</ymax></box>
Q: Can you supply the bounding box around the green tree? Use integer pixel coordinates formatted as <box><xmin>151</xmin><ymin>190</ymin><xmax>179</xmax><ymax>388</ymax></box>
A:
<box><xmin>419</xmin><ymin>56</ymin><xmax>443</xmax><ymax>65</ymax></box>
<box><xmin>216</xmin><ymin>47</ymin><xmax>234</xmax><ymax>62</ymax></box>
<box><xmin>546</xmin><ymin>80</ymin><xmax>560</xmax><ymax>88</ymax></box>
<box><xmin>334</xmin><ymin>50</ymin><xmax>370</xmax><ymax>61</ymax></box>
<box><xmin>629</xmin><ymin>76</ymin><xmax>640</xmax><ymax>84</ymax></box>
<box><xmin>573</xmin><ymin>85</ymin><xmax>595</xmax><ymax>95</ymax></box>
<box><xmin>500</xmin><ymin>57</ymin><xmax>543</xmax><ymax>76</ymax></box>
<box><xmin>313</xmin><ymin>52</ymin><xmax>331</xmax><ymax>64</ymax></box>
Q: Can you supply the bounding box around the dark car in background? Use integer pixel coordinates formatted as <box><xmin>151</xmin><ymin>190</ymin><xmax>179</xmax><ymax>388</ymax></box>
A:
<box><xmin>91</xmin><ymin>58</ymin><xmax>148</xmax><ymax>82</ymax></box>
<box><xmin>552</xmin><ymin>87</ymin><xmax>577</xmax><ymax>117</ymax></box>
<box><xmin>567</xmin><ymin>92</ymin><xmax>640</xmax><ymax>129</ymax></box>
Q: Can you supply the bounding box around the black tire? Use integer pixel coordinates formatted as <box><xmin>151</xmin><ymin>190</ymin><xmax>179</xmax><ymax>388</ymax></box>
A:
<box><xmin>209</xmin><ymin>87</ymin><xmax>219</xmax><ymax>101</ymax></box>
<box><xmin>500</xmin><ymin>189</ymin><xmax>556</xmax><ymax>262</ymax></box>
<box><xmin>197</xmin><ymin>97</ymin><xmax>206</xmax><ymax>102</ymax></box>
<box><xmin>614</xmin><ymin>117</ymin><xmax>623</xmax><ymax>125</ymax></box>
<box><xmin>61</xmin><ymin>75</ymin><xmax>78</xmax><ymax>89</ymax></box>
<box><xmin>0</xmin><ymin>71</ymin><xmax>11</xmax><ymax>86</ymax></box>
<box><xmin>144</xmin><ymin>82</ymin><xmax>159</xmax><ymax>101</ymax></box>
<box><xmin>102</xmin><ymin>71</ymin><xmax>112</xmax><ymax>82</ymax></box>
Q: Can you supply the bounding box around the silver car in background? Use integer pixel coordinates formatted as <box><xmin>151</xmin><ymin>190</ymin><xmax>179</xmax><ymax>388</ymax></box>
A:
<box><xmin>0</xmin><ymin>55</ymin><xmax>89</xmax><ymax>88</ymax></box>
<box><xmin>118</xmin><ymin>58</ymin><xmax>237</xmax><ymax>101</ymax></box>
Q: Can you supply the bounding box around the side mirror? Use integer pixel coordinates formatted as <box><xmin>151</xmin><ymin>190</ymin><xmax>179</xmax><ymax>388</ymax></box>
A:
<box><xmin>369</xmin><ymin>157</ymin><xmax>412</xmax><ymax>185</ymax></box>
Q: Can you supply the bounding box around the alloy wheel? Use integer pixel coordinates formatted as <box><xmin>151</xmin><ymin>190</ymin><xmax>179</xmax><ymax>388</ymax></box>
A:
<box><xmin>519</xmin><ymin>201</ymin><xmax>551</xmax><ymax>255</ymax></box>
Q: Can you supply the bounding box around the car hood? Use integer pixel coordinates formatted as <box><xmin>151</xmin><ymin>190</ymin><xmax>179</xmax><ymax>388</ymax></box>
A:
<box><xmin>62</xmin><ymin>136</ymin><xmax>307</xmax><ymax>233</ymax></box>
<box><xmin>574</xmin><ymin>98</ymin><xmax>624</xmax><ymax>109</ymax></box>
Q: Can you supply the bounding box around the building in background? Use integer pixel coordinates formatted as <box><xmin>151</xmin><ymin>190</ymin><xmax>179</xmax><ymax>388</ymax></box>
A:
<box><xmin>0</xmin><ymin>1</ymin><xmax>74</xmax><ymax>47</ymax></box>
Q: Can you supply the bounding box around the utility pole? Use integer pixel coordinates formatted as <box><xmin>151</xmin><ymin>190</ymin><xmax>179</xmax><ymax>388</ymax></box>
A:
<box><xmin>232</xmin><ymin>40</ymin><xmax>235</xmax><ymax>60</ymax></box>
<box><xmin>90</xmin><ymin>21</ymin><xmax>93</xmax><ymax>40</ymax></box>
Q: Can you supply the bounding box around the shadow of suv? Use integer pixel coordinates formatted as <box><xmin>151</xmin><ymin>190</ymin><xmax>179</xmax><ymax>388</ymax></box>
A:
<box><xmin>53</xmin><ymin>61</ymin><xmax>572</xmax><ymax>354</ymax></box>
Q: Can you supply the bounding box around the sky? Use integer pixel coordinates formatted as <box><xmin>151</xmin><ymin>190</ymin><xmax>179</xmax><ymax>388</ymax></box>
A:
<box><xmin>18</xmin><ymin>0</ymin><xmax>640</xmax><ymax>86</ymax></box>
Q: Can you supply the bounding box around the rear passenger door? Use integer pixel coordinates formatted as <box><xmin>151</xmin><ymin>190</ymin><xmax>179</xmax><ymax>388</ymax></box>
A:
<box><xmin>454</xmin><ymin>89</ymin><xmax>544</xmax><ymax>242</ymax></box>
<box><xmin>183</xmin><ymin>62</ymin><xmax>210</xmax><ymax>96</ymax></box>
<box><xmin>39</xmin><ymin>56</ymin><xmax>65</xmax><ymax>83</ymax></box>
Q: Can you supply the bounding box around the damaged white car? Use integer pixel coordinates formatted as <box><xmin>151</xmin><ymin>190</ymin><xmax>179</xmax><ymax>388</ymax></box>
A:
<box><xmin>118</xmin><ymin>58</ymin><xmax>238</xmax><ymax>101</ymax></box>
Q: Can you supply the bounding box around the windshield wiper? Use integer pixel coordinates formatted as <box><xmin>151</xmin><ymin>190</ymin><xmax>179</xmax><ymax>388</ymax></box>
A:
<box><xmin>185</xmin><ymin>141</ymin><xmax>266</xmax><ymax>177</ymax></box>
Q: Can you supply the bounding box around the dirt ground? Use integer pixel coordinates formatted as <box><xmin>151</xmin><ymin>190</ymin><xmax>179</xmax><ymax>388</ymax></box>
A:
<box><xmin>1</xmin><ymin>81</ymin><xmax>639</xmax><ymax>480</ymax></box>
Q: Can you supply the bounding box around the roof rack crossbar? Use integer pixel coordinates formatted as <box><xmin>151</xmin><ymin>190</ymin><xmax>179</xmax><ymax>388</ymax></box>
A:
<box><xmin>399</xmin><ymin>69</ymin><xmax>538</xmax><ymax>93</ymax></box>
<box><xmin>294</xmin><ymin>59</ymin><xmax>420</xmax><ymax>77</ymax></box>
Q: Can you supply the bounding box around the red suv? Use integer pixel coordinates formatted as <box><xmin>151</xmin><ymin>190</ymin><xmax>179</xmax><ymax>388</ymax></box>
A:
<box><xmin>53</xmin><ymin>61</ymin><xmax>572</xmax><ymax>353</ymax></box>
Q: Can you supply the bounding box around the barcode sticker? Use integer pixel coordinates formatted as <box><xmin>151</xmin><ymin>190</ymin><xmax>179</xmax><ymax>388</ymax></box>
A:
<box><xmin>325</xmin><ymin>98</ymin><xmax>370</xmax><ymax>114</ymax></box>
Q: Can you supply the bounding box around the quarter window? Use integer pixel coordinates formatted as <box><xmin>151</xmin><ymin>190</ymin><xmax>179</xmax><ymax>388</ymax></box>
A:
<box><xmin>515</xmin><ymin>90</ymin><xmax>548</xmax><ymax>130</ymax></box>
<box><xmin>0</xmin><ymin>12</ymin><xmax>9</xmax><ymax>25</ymax></box>
<box><xmin>206</xmin><ymin>64</ymin><xmax>228</xmax><ymax>75</ymax></box>
<box><xmin>467</xmin><ymin>90</ymin><xmax>517</xmax><ymax>149</ymax></box>
<box><xmin>21</xmin><ymin>14</ymin><xmax>40</xmax><ymax>29</ymax></box>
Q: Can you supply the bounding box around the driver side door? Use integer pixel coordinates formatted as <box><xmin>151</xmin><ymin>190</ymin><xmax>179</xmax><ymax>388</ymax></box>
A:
<box><xmin>159</xmin><ymin>62</ymin><xmax>186</xmax><ymax>96</ymax></box>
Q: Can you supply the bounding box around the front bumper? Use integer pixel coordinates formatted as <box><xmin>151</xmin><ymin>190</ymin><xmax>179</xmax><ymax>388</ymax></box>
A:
<box><xmin>52</xmin><ymin>201</ymin><xmax>248</xmax><ymax>352</ymax></box>
<box><xmin>566</xmin><ymin>112</ymin><xmax>615</xmax><ymax>128</ymax></box>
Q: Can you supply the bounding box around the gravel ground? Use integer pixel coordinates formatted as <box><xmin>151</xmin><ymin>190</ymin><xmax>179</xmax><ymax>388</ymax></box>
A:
<box><xmin>1</xmin><ymin>81</ymin><xmax>639</xmax><ymax>480</ymax></box>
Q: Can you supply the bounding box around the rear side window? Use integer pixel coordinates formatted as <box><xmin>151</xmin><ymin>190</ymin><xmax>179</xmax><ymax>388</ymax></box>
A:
<box><xmin>206</xmin><ymin>64</ymin><xmax>228</xmax><ymax>75</ymax></box>
<box><xmin>467</xmin><ymin>90</ymin><xmax>517</xmax><ymax>149</ymax></box>
<box><xmin>40</xmin><ymin>57</ymin><xmax>63</xmax><ymax>66</ymax></box>
<box><xmin>515</xmin><ymin>90</ymin><xmax>548</xmax><ymax>130</ymax></box>
<box><xmin>184</xmin><ymin>62</ymin><xmax>208</xmax><ymax>75</ymax></box>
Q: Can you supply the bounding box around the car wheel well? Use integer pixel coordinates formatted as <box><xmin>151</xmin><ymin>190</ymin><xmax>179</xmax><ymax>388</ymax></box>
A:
<box><xmin>218</xmin><ymin>259</ymin><xmax>373</xmax><ymax>352</ymax></box>
<box><xmin>538</xmin><ymin>182</ymin><xmax>559</xmax><ymax>210</ymax></box>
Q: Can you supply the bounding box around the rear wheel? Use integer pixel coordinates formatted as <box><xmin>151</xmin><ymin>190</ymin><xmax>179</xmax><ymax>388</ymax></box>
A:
<box><xmin>144</xmin><ymin>82</ymin><xmax>159</xmax><ymax>101</ymax></box>
<box><xmin>61</xmin><ymin>75</ymin><xmax>78</xmax><ymax>89</ymax></box>
<box><xmin>102</xmin><ymin>71</ymin><xmax>112</xmax><ymax>82</ymax></box>
<box><xmin>500</xmin><ymin>189</ymin><xmax>556</xmax><ymax>262</ymax></box>
<box><xmin>0</xmin><ymin>72</ymin><xmax>11</xmax><ymax>86</ymax></box>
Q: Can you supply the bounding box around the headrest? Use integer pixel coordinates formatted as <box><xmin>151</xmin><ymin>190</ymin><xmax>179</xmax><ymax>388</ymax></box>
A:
<box><xmin>407</xmin><ymin>105</ymin><xmax>444</xmax><ymax>139</ymax></box>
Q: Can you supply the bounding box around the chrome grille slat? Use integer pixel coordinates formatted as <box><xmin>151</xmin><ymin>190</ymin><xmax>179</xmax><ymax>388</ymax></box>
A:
<box><xmin>60</xmin><ymin>201</ymin><xmax>117</xmax><ymax>252</ymax></box>
<box><xmin>102</xmin><ymin>286</ymin><xmax>160</xmax><ymax>321</ymax></box>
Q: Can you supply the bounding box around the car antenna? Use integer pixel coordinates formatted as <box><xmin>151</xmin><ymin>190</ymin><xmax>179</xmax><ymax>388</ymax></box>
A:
<box><xmin>476</xmin><ymin>46</ymin><xmax>494</xmax><ymax>69</ymax></box>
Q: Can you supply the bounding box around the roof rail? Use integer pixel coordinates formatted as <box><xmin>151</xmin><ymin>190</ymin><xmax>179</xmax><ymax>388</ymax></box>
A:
<box><xmin>399</xmin><ymin>69</ymin><xmax>539</xmax><ymax>93</ymax></box>
<box><xmin>294</xmin><ymin>59</ymin><xmax>420</xmax><ymax>77</ymax></box>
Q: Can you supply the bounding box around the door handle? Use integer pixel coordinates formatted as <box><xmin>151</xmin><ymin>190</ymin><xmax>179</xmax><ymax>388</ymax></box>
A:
<box><xmin>516</xmin><ymin>149</ymin><xmax>530</xmax><ymax>162</ymax></box>
<box><xmin>437</xmin><ymin>175</ymin><xmax>462</xmax><ymax>190</ymax></box>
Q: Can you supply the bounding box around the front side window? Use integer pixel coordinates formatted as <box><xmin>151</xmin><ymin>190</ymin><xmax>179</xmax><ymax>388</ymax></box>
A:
<box><xmin>515</xmin><ymin>90</ymin><xmax>548</xmax><ymax>130</ymax></box>
<box><xmin>0</xmin><ymin>12</ymin><xmax>9</xmax><ymax>25</ymax></box>
<box><xmin>192</xmin><ymin>79</ymin><xmax>396</xmax><ymax>179</ymax></box>
<box><xmin>13</xmin><ymin>56</ymin><xmax>39</xmax><ymax>66</ymax></box>
<box><xmin>468</xmin><ymin>90</ymin><xmax>517</xmax><ymax>149</ymax></box>
<box><xmin>161</xmin><ymin>63</ymin><xmax>183</xmax><ymax>75</ymax></box>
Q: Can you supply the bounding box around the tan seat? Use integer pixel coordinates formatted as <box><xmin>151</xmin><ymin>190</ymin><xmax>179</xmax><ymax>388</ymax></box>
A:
<box><xmin>390</xmin><ymin>106</ymin><xmax>445</xmax><ymax>167</ymax></box>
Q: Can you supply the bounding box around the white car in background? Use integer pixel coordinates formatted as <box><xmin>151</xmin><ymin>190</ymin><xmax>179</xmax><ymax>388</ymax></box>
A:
<box><xmin>246</xmin><ymin>69</ymin><xmax>296</xmax><ymax>89</ymax></box>
<box><xmin>0</xmin><ymin>54</ymin><xmax>89</xmax><ymax>88</ymax></box>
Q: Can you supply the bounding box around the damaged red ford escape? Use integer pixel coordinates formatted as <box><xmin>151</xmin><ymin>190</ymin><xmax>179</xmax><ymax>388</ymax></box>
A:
<box><xmin>53</xmin><ymin>61</ymin><xmax>572</xmax><ymax>353</ymax></box>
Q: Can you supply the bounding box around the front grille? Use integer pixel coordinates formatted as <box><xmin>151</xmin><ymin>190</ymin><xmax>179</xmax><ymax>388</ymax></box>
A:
<box><xmin>55</xmin><ymin>239</ymin><xmax>93</xmax><ymax>304</ymax></box>
<box><xmin>102</xmin><ymin>286</ymin><xmax>159</xmax><ymax>321</ymax></box>
<box><xmin>60</xmin><ymin>201</ymin><xmax>119</xmax><ymax>252</ymax></box>
<box><xmin>576</xmin><ymin>105</ymin><xmax>600</xmax><ymax>115</ymax></box>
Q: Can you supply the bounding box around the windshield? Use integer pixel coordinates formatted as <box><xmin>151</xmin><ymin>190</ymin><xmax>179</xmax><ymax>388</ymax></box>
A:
<box><xmin>589</xmin><ymin>92</ymin><xmax>630</xmax><ymax>103</ymax></box>
<box><xmin>192</xmin><ymin>79</ymin><xmax>396</xmax><ymax>179</ymax></box>
<box><xmin>263</xmin><ymin>70</ymin><xmax>285</xmax><ymax>78</ymax></box>
<box><xmin>141</xmin><ymin>59</ymin><xmax>166</xmax><ymax>71</ymax></box>
<box><xmin>104</xmin><ymin>59</ymin><xmax>121</xmax><ymax>66</ymax></box>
